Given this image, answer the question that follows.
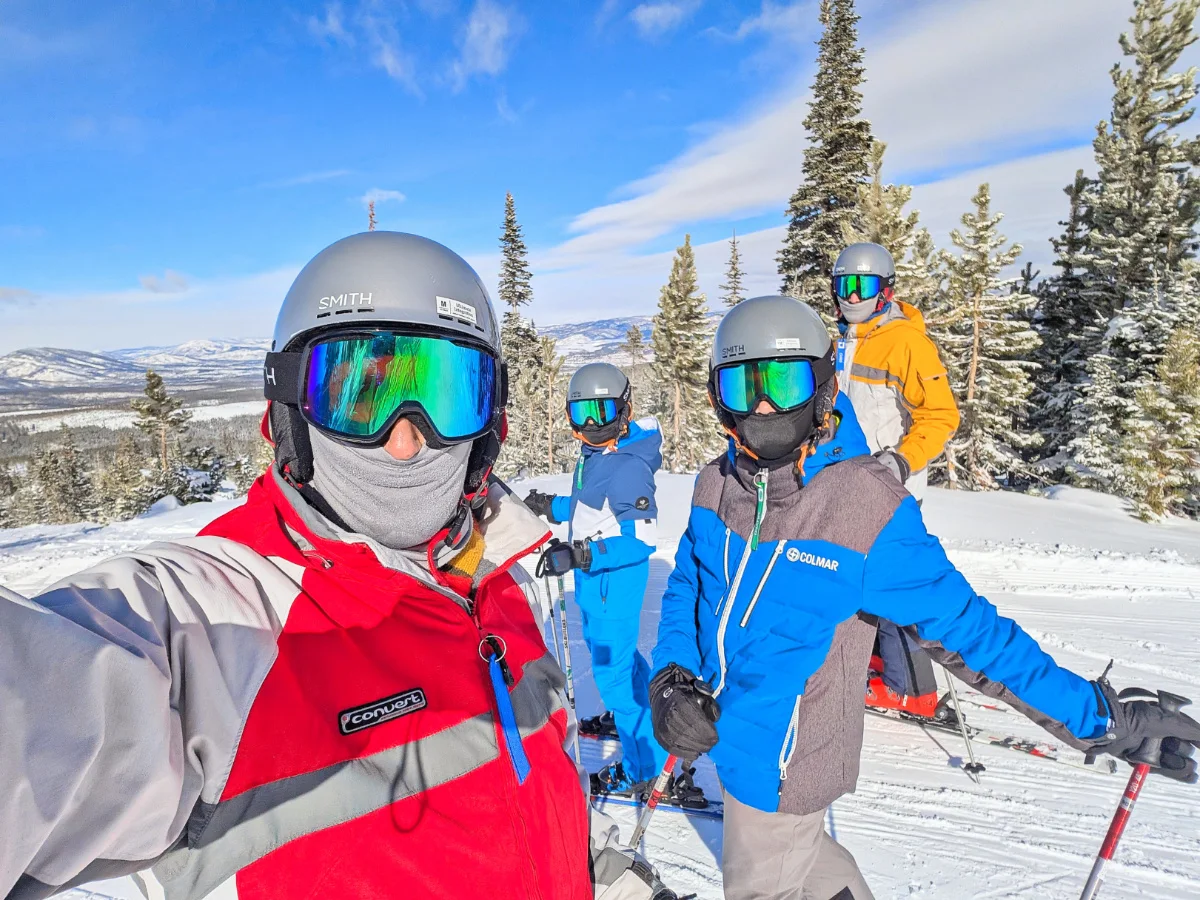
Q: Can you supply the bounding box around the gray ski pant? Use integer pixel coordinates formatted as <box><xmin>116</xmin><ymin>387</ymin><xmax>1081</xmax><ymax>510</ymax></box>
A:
<box><xmin>722</xmin><ymin>792</ymin><xmax>876</xmax><ymax>900</ymax></box>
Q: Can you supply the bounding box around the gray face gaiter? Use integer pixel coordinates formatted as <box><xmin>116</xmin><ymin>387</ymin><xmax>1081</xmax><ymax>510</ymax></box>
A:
<box><xmin>307</xmin><ymin>427</ymin><xmax>472</xmax><ymax>551</ymax></box>
<box><xmin>838</xmin><ymin>297</ymin><xmax>879</xmax><ymax>324</ymax></box>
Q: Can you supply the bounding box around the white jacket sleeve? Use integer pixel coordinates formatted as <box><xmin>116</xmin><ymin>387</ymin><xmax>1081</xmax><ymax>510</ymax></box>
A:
<box><xmin>0</xmin><ymin>538</ymin><xmax>300</xmax><ymax>897</ymax></box>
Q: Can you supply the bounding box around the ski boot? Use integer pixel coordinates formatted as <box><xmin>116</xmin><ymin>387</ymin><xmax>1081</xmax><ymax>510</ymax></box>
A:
<box><xmin>579</xmin><ymin>710</ymin><xmax>619</xmax><ymax>739</ymax></box>
<box><xmin>865</xmin><ymin>655</ymin><xmax>939</xmax><ymax>718</ymax></box>
<box><xmin>661</xmin><ymin>765</ymin><xmax>708</xmax><ymax>810</ymax></box>
<box><xmin>932</xmin><ymin>692</ymin><xmax>962</xmax><ymax>728</ymax></box>
<box><xmin>590</xmin><ymin>761</ymin><xmax>640</xmax><ymax>798</ymax></box>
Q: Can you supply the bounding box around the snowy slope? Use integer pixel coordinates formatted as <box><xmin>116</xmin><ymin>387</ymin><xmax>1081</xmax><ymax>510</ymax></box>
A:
<box><xmin>2</xmin><ymin>482</ymin><xmax>1197</xmax><ymax>899</ymax></box>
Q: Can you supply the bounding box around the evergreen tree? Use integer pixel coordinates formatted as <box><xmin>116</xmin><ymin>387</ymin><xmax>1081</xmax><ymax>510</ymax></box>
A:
<box><xmin>1070</xmin><ymin>0</ymin><xmax>1200</xmax><ymax>487</ymax></box>
<box><xmin>623</xmin><ymin>323</ymin><xmax>646</xmax><ymax>372</ymax></box>
<box><xmin>94</xmin><ymin>434</ymin><xmax>153</xmax><ymax>521</ymax></box>
<box><xmin>1031</xmin><ymin>170</ymin><xmax>1102</xmax><ymax>464</ymax></box>
<box><xmin>133</xmin><ymin>370</ymin><xmax>191</xmax><ymax>471</ymax></box>
<box><xmin>939</xmin><ymin>184</ymin><xmax>1042</xmax><ymax>490</ymax></box>
<box><xmin>496</xmin><ymin>192</ymin><xmax>543</xmax><ymax>477</ymax></box>
<box><xmin>538</xmin><ymin>335</ymin><xmax>570</xmax><ymax>474</ymax></box>
<box><xmin>26</xmin><ymin>425</ymin><xmax>94</xmax><ymax>524</ymax></box>
<box><xmin>778</xmin><ymin>0</ymin><xmax>873</xmax><ymax>302</ymax></box>
<box><xmin>0</xmin><ymin>464</ymin><xmax>15</xmax><ymax>527</ymax></box>
<box><xmin>651</xmin><ymin>235</ymin><xmax>722</xmax><ymax>472</ymax></box>
<box><xmin>1119</xmin><ymin>325</ymin><xmax>1200</xmax><ymax>519</ymax></box>
<box><xmin>719</xmin><ymin>231</ymin><xmax>745</xmax><ymax>308</ymax></box>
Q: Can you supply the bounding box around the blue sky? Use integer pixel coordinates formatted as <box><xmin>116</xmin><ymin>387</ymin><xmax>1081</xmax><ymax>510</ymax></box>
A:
<box><xmin>0</xmin><ymin>0</ymin><xmax>1192</xmax><ymax>353</ymax></box>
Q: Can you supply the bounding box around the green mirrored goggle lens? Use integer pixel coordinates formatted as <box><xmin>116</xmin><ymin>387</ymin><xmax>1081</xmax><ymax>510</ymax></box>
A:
<box><xmin>303</xmin><ymin>333</ymin><xmax>497</xmax><ymax>442</ymax></box>
<box><xmin>715</xmin><ymin>358</ymin><xmax>817</xmax><ymax>414</ymax></box>
<box><xmin>833</xmin><ymin>274</ymin><xmax>883</xmax><ymax>301</ymax></box>
<box><xmin>568</xmin><ymin>398</ymin><xmax>619</xmax><ymax>428</ymax></box>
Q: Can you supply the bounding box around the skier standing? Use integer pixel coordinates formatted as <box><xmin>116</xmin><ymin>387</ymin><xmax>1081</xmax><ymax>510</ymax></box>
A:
<box><xmin>650</xmin><ymin>294</ymin><xmax>1199</xmax><ymax>900</ymax></box>
<box><xmin>525</xmin><ymin>364</ymin><xmax>699</xmax><ymax>805</ymax></box>
<box><xmin>833</xmin><ymin>242</ymin><xmax>960</xmax><ymax>720</ymax></box>
<box><xmin>0</xmin><ymin>233</ymin><xmax>676</xmax><ymax>900</ymax></box>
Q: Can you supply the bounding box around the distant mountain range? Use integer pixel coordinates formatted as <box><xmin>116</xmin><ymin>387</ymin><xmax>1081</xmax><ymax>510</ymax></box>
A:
<box><xmin>0</xmin><ymin>316</ymin><xmax>702</xmax><ymax>411</ymax></box>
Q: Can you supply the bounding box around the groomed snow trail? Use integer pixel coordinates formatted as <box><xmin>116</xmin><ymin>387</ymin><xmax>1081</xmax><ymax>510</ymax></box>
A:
<box><xmin>2</xmin><ymin>479</ymin><xmax>1196</xmax><ymax>899</ymax></box>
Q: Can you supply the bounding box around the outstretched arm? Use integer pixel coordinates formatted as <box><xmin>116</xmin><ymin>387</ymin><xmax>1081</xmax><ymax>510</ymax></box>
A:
<box><xmin>0</xmin><ymin>540</ymin><xmax>286</xmax><ymax>896</ymax></box>
<box><xmin>859</xmin><ymin>500</ymin><xmax>1109</xmax><ymax>742</ymax></box>
<box><xmin>586</xmin><ymin>458</ymin><xmax>657</xmax><ymax>574</ymax></box>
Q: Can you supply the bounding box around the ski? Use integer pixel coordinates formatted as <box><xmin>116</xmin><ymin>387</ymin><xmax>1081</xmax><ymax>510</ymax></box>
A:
<box><xmin>865</xmin><ymin>706</ymin><xmax>1118</xmax><ymax>774</ymax></box>
<box><xmin>592</xmin><ymin>794</ymin><xmax>725</xmax><ymax>821</ymax></box>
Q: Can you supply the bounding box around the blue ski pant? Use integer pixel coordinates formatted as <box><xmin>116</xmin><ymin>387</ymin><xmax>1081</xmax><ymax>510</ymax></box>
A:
<box><xmin>575</xmin><ymin>568</ymin><xmax>669</xmax><ymax>782</ymax></box>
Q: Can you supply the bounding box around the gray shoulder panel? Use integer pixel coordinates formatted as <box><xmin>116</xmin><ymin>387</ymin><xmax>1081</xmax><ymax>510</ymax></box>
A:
<box><xmin>691</xmin><ymin>458</ymin><xmax>726</xmax><ymax>514</ymax></box>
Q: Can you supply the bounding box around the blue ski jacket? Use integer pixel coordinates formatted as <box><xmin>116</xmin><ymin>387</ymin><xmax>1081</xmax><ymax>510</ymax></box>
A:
<box><xmin>653</xmin><ymin>396</ymin><xmax>1111</xmax><ymax>813</ymax></box>
<box><xmin>551</xmin><ymin>418</ymin><xmax>661</xmax><ymax>612</ymax></box>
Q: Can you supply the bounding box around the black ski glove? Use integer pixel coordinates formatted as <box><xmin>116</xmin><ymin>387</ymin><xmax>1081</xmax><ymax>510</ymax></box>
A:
<box><xmin>535</xmin><ymin>538</ymin><xmax>592</xmax><ymax>577</ymax></box>
<box><xmin>523</xmin><ymin>489</ymin><xmax>560</xmax><ymax>524</ymax></box>
<box><xmin>649</xmin><ymin>663</ymin><xmax>721</xmax><ymax>762</ymax></box>
<box><xmin>1089</xmin><ymin>678</ymin><xmax>1200</xmax><ymax>783</ymax></box>
<box><xmin>873</xmin><ymin>449</ymin><xmax>910</xmax><ymax>484</ymax></box>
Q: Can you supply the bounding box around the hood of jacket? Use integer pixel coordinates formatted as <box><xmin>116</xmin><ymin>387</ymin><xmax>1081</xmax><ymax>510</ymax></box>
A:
<box><xmin>582</xmin><ymin>415</ymin><xmax>663</xmax><ymax>469</ymax></box>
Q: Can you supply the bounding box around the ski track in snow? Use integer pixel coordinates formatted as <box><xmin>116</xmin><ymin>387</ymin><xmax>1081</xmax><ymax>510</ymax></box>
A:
<box><xmin>5</xmin><ymin>479</ymin><xmax>1199</xmax><ymax>900</ymax></box>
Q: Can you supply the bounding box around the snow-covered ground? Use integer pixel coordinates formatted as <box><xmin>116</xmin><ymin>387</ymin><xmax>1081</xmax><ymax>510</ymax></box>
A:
<box><xmin>0</xmin><ymin>400</ymin><xmax>265</xmax><ymax>433</ymax></box>
<box><xmin>3</xmin><ymin>479</ymin><xmax>1197</xmax><ymax>899</ymax></box>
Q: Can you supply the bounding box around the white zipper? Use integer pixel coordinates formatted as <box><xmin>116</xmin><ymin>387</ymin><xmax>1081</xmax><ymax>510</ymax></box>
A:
<box><xmin>739</xmin><ymin>540</ymin><xmax>785</xmax><ymax>627</ymax></box>
<box><xmin>778</xmin><ymin>695</ymin><xmax>803</xmax><ymax>780</ymax></box>
<box><xmin>713</xmin><ymin>470</ymin><xmax>768</xmax><ymax>697</ymax></box>
<box><xmin>714</xmin><ymin>528</ymin><xmax>732</xmax><ymax>617</ymax></box>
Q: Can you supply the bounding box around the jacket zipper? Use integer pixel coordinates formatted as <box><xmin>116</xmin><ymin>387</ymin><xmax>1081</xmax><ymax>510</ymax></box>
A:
<box><xmin>778</xmin><ymin>695</ymin><xmax>803</xmax><ymax>781</ymax></box>
<box><xmin>714</xmin><ymin>528</ymin><xmax>732</xmax><ymax>617</ymax></box>
<box><xmin>713</xmin><ymin>468</ymin><xmax>767</xmax><ymax>697</ymax></box>
<box><xmin>739</xmin><ymin>540</ymin><xmax>785</xmax><ymax>627</ymax></box>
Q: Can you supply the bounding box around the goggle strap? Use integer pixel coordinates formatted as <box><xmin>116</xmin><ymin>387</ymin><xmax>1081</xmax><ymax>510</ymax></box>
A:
<box><xmin>263</xmin><ymin>350</ymin><xmax>302</xmax><ymax>404</ymax></box>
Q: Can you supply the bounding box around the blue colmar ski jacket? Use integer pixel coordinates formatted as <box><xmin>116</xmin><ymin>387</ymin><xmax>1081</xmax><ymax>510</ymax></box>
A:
<box><xmin>653</xmin><ymin>396</ymin><xmax>1111</xmax><ymax>814</ymax></box>
<box><xmin>551</xmin><ymin>418</ymin><xmax>661</xmax><ymax>610</ymax></box>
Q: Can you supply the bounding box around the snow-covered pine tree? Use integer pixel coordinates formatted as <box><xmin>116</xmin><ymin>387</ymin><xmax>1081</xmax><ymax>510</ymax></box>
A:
<box><xmin>1031</xmin><ymin>171</ymin><xmax>1102</xmax><ymax>466</ymax></box>
<box><xmin>537</xmin><ymin>335</ymin><xmax>569</xmax><ymax>474</ymax></box>
<box><xmin>720</xmin><ymin>231</ymin><xmax>745</xmax><ymax>308</ymax></box>
<box><xmin>497</xmin><ymin>192</ymin><xmax>542</xmax><ymax>477</ymax></box>
<box><xmin>1119</xmin><ymin>325</ymin><xmax>1200</xmax><ymax>518</ymax></box>
<box><xmin>651</xmin><ymin>235</ymin><xmax>721</xmax><ymax>472</ymax></box>
<box><xmin>25</xmin><ymin>425</ymin><xmax>95</xmax><ymax>524</ymax></box>
<box><xmin>623</xmin><ymin>323</ymin><xmax>646</xmax><ymax>373</ymax></box>
<box><xmin>939</xmin><ymin>184</ymin><xmax>1042</xmax><ymax>490</ymax></box>
<box><xmin>133</xmin><ymin>370</ymin><xmax>191</xmax><ymax>471</ymax></box>
<box><xmin>778</xmin><ymin>0</ymin><xmax>873</xmax><ymax>303</ymax></box>
<box><xmin>1071</xmin><ymin>0</ymin><xmax>1200</xmax><ymax>487</ymax></box>
<box><xmin>840</xmin><ymin>140</ymin><xmax>942</xmax><ymax>309</ymax></box>
<box><xmin>0</xmin><ymin>463</ymin><xmax>16</xmax><ymax>527</ymax></box>
<box><xmin>94</xmin><ymin>434</ymin><xmax>153</xmax><ymax>521</ymax></box>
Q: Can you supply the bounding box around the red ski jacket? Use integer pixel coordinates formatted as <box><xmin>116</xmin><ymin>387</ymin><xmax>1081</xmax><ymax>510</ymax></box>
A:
<box><xmin>0</xmin><ymin>470</ymin><xmax>656</xmax><ymax>900</ymax></box>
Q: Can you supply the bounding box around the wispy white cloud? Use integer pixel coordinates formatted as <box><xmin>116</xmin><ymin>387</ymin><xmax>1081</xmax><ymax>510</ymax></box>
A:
<box><xmin>258</xmin><ymin>169</ymin><xmax>352</xmax><ymax>189</ymax></box>
<box><xmin>139</xmin><ymin>270</ymin><xmax>191</xmax><ymax>294</ymax></box>
<box><xmin>307</xmin><ymin>3</ymin><xmax>354</xmax><ymax>45</ymax></box>
<box><xmin>361</xmin><ymin>187</ymin><xmax>406</xmax><ymax>207</ymax></box>
<box><xmin>0</xmin><ymin>24</ymin><xmax>88</xmax><ymax>65</ymax></box>
<box><xmin>496</xmin><ymin>91</ymin><xmax>519</xmax><ymax>123</ymax></box>
<box><xmin>0</xmin><ymin>268</ymin><xmax>299</xmax><ymax>355</ymax></box>
<box><xmin>731</xmin><ymin>0</ymin><xmax>810</xmax><ymax>39</ymax></box>
<box><xmin>629</xmin><ymin>0</ymin><xmax>702</xmax><ymax>39</ymax></box>
<box><xmin>449</xmin><ymin>0</ymin><xmax>520</xmax><ymax>91</ymax></box>
<box><xmin>358</xmin><ymin>2</ymin><xmax>419</xmax><ymax>92</ymax></box>
<box><xmin>545</xmin><ymin>0</ymin><xmax>1145</xmax><ymax>269</ymax></box>
<box><xmin>0</xmin><ymin>287</ymin><xmax>39</xmax><ymax>306</ymax></box>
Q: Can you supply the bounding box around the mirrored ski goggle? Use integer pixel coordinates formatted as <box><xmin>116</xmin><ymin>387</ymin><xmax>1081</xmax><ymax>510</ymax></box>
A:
<box><xmin>568</xmin><ymin>398</ymin><xmax>620</xmax><ymax>428</ymax></box>
<box><xmin>300</xmin><ymin>331</ymin><xmax>499</xmax><ymax>444</ymax></box>
<box><xmin>832</xmin><ymin>274</ymin><xmax>884</xmax><ymax>301</ymax></box>
<box><xmin>714</xmin><ymin>358</ymin><xmax>818</xmax><ymax>414</ymax></box>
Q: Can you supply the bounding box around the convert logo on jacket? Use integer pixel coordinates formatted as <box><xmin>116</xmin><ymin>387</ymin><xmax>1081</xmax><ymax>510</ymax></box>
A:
<box><xmin>338</xmin><ymin>688</ymin><xmax>428</xmax><ymax>735</ymax></box>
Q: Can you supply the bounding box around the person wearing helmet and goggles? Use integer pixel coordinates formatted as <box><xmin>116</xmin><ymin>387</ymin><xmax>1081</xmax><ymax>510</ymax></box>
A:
<box><xmin>833</xmin><ymin>243</ymin><xmax>963</xmax><ymax>727</ymax></box>
<box><xmin>0</xmin><ymin>232</ymin><xmax>679</xmax><ymax>900</ymax></box>
<box><xmin>524</xmin><ymin>364</ymin><xmax>702</xmax><ymax>808</ymax></box>
<box><xmin>648</xmin><ymin>295</ymin><xmax>1198</xmax><ymax>900</ymax></box>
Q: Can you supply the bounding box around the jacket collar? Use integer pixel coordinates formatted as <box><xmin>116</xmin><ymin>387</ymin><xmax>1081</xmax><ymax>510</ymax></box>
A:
<box><xmin>839</xmin><ymin>300</ymin><xmax>924</xmax><ymax>340</ymax></box>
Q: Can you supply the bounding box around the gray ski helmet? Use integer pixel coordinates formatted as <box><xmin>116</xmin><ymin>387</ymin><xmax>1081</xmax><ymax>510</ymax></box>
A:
<box><xmin>263</xmin><ymin>231</ymin><xmax>505</xmax><ymax>497</ymax></box>
<box><xmin>711</xmin><ymin>294</ymin><xmax>833</xmax><ymax>369</ymax></box>
<box><xmin>568</xmin><ymin>362</ymin><xmax>631</xmax><ymax>404</ymax></box>
<box><xmin>567</xmin><ymin>362</ymin><xmax>632</xmax><ymax>445</ymax></box>
<box><xmin>832</xmin><ymin>242</ymin><xmax>895</xmax><ymax>280</ymax></box>
<box><xmin>271</xmin><ymin>231</ymin><xmax>499</xmax><ymax>354</ymax></box>
<box><xmin>709</xmin><ymin>296</ymin><xmax>837</xmax><ymax>465</ymax></box>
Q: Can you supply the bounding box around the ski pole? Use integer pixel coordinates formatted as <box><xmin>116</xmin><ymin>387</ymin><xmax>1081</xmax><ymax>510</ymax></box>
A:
<box><xmin>554</xmin><ymin>573</ymin><xmax>582</xmax><ymax>765</ymax></box>
<box><xmin>628</xmin><ymin>754</ymin><xmax>678</xmax><ymax>849</ymax></box>
<box><xmin>542</xmin><ymin>578</ymin><xmax>562</xmax><ymax>669</ymax></box>
<box><xmin>1079</xmin><ymin>688</ymin><xmax>1190</xmax><ymax>900</ymax></box>
<box><xmin>943</xmin><ymin>669</ymin><xmax>985</xmax><ymax>778</ymax></box>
